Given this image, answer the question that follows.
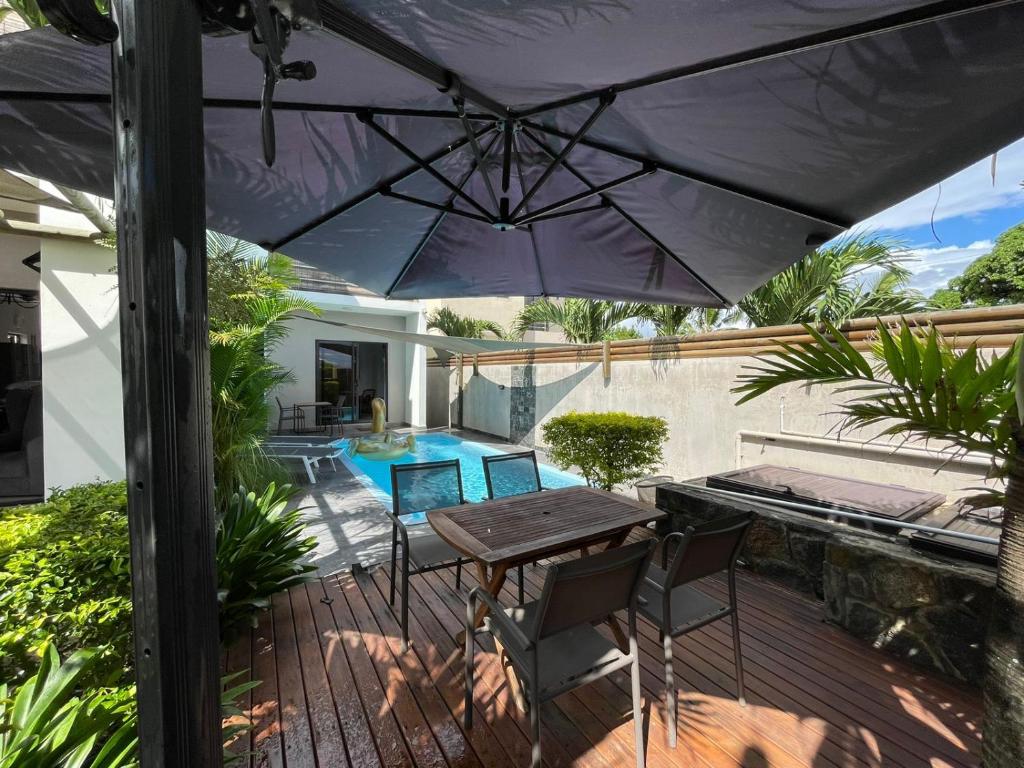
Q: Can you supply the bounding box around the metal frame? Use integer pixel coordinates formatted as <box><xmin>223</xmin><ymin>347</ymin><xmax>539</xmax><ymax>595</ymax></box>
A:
<box><xmin>640</xmin><ymin>513</ymin><xmax>754</xmax><ymax>748</ymax></box>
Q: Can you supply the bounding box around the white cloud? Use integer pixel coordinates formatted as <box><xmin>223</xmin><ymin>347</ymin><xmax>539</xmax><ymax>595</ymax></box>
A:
<box><xmin>904</xmin><ymin>240</ymin><xmax>992</xmax><ymax>294</ymax></box>
<box><xmin>857</xmin><ymin>139</ymin><xmax>1024</xmax><ymax>232</ymax></box>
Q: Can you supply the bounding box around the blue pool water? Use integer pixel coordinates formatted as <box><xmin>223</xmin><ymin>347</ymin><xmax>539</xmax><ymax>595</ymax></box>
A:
<box><xmin>334</xmin><ymin>432</ymin><xmax>583</xmax><ymax>506</ymax></box>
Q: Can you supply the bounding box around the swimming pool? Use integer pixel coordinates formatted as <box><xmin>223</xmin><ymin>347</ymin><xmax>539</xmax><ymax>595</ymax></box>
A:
<box><xmin>334</xmin><ymin>432</ymin><xmax>584</xmax><ymax>506</ymax></box>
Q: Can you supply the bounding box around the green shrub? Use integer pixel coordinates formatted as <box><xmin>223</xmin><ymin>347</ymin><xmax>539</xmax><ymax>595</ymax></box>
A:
<box><xmin>216</xmin><ymin>483</ymin><xmax>317</xmax><ymax>642</ymax></box>
<box><xmin>0</xmin><ymin>482</ymin><xmax>133</xmax><ymax>686</ymax></box>
<box><xmin>541</xmin><ymin>412</ymin><xmax>669</xmax><ymax>491</ymax></box>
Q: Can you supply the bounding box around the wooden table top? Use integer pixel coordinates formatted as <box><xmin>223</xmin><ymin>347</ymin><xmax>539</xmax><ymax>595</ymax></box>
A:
<box><xmin>427</xmin><ymin>486</ymin><xmax>664</xmax><ymax>567</ymax></box>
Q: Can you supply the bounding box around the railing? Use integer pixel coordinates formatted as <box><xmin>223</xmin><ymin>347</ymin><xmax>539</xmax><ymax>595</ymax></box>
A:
<box><xmin>428</xmin><ymin>305</ymin><xmax>1024</xmax><ymax>367</ymax></box>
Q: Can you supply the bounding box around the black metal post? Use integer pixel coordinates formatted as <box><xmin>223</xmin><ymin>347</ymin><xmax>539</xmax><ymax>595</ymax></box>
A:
<box><xmin>111</xmin><ymin>1</ymin><xmax>222</xmax><ymax>765</ymax></box>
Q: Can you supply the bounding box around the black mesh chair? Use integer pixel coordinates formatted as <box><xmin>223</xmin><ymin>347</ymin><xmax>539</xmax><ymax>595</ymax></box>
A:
<box><xmin>638</xmin><ymin>513</ymin><xmax>754</xmax><ymax>748</ymax></box>
<box><xmin>275</xmin><ymin>396</ymin><xmax>305</xmax><ymax>434</ymax></box>
<box><xmin>388</xmin><ymin>459</ymin><xmax>468</xmax><ymax>651</ymax></box>
<box><xmin>465</xmin><ymin>539</ymin><xmax>656</xmax><ymax>768</ymax></box>
<box><xmin>481</xmin><ymin>450</ymin><xmax>546</xmax><ymax>604</ymax></box>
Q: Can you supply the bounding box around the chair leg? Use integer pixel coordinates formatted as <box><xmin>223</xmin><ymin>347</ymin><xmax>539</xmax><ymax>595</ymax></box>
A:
<box><xmin>464</xmin><ymin>597</ymin><xmax>475</xmax><ymax>729</ymax></box>
<box><xmin>517</xmin><ymin>565</ymin><xmax>525</xmax><ymax>605</ymax></box>
<box><xmin>631</xmin><ymin>654</ymin><xmax>646</xmax><ymax>768</ymax></box>
<box><xmin>389</xmin><ymin>531</ymin><xmax>398</xmax><ymax>605</ymax></box>
<box><xmin>731</xmin><ymin>610</ymin><xmax>746</xmax><ymax>706</ymax></box>
<box><xmin>529</xmin><ymin>687</ymin><xmax>542</xmax><ymax>768</ymax></box>
<box><xmin>663</xmin><ymin>632</ymin><xmax>677</xmax><ymax>748</ymax></box>
<box><xmin>456</xmin><ymin>560</ymin><xmax>462</xmax><ymax>590</ymax></box>
<box><xmin>400</xmin><ymin>553</ymin><xmax>411</xmax><ymax>653</ymax></box>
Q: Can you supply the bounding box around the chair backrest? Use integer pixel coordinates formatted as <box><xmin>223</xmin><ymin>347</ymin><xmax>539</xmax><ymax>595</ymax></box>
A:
<box><xmin>532</xmin><ymin>539</ymin><xmax>655</xmax><ymax>640</ymax></box>
<box><xmin>666</xmin><ymin>512</ymin><xmax>754</xmax><ymax>589</ymax></box>
<box><xmin>391</xmin><ymin>459</ymin><xmax>465</xmax><ymax>522</ymax></box>
<box><xmin>482</xmin><ymin>450</ymin><xmax>542</xmax><ymax>499</ymax></box>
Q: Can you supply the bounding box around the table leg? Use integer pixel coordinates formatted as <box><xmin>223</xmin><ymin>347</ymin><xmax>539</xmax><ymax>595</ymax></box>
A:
<box><xmin>472</xmin><ymin>562</ymin><xmax>508</xmax><ymax>629</ymax></box>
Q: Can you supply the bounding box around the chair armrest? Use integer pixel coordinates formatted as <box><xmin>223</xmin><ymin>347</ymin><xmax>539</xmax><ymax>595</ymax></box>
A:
<box><xmin>468</xmin><ymin>587</ymin><xmax>533</xmax><ymax>651</ymax></box>
<box><xmin>383</xmin><ymin>508</ymin><xmax>410</xmax><ymax>544</ymax></box>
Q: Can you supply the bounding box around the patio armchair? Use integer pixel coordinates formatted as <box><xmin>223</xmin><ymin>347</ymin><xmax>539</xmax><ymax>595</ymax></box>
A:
<box><xmin>464</xmin><ymin>538</ymin><xmax>656</xmax><ymax>768</ymax></box>
<box><xmin>388</xmin><ymin>459</ymin><xmax>469</xmax><ymax>652</ymax></box>
<box><xmin>481</xmin><ymin>450</ymin><xmax>548</xmax><ymax>604</ymax></box>
<box><xmin>638</xmin><ymin>512</ymin><xmax>754</xmax><ymax>748</ymax></box>
<box><xmin>275</xmin><ymin>396</ymin><xmax>305</xmax><ymax>434</ymax></box>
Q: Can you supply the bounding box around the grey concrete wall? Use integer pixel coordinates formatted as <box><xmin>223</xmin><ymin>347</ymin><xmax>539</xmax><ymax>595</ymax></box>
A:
<box><xmin>437</xmin><ymin>354</ymin><xmax>996</xmax><ymax>499</ymax></box>
<box><xmin>426</xmin><ymin>367</ymin><xmax>451</xmax><ymax>428</ymax></box>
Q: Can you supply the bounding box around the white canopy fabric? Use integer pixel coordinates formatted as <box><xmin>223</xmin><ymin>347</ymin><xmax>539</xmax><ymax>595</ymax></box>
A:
<box><xmin>303</xmin><ymin>315</ymin><xmax>573</xmax><ymax>357</ymax></box>
<box><xmin>0</xmin><ymin>169</ymin><xmax>75</xmax><ymax>212</ymax></box>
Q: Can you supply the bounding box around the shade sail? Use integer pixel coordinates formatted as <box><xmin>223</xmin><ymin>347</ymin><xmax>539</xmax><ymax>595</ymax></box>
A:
<box><xmin>303</xmin><ymin>315</ymin><xmax>571</xmax><ymax>356</ymax></box>
<box><xmin>2</xmin><ymin>1</ymin><xmax>1024</xmax><ymax>306</ymax></box>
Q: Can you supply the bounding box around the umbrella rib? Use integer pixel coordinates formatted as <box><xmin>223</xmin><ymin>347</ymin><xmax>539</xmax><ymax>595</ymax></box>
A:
<box><xmin>510</xmin><ymin>93</ymin><xmax>613</xmax><ymax>220</ymax></box>
<box><xmin>515</xmin><ymin>200</ymin><xmax>611</xmax><ymax>225</ymax></box>
<box><xmin>511</xmin><ymin>131</ymin><xmax>548</xmax><ymax>298</ymax></box>
<box><xmin>386</xmin><ymin>131</ymin><xmax>502</xmax><ymax>298</ymax></box>
<box><xmin>359</xmin><ymin>111</ymin><xmax>496</xmax><ymax>222</ymax></box>
<box><xmin>514</xmin><ymin>0</ymin><xmax>1017</xmax><ymax>118</ymax></box>
<box><xmin>380</xmin><ymin>188</ymin><xmax>493</xmax><ymax>224</ymax></box>
<box><xmin>267</xmin><ymin>121</ymin><xmax>494</xmax><ymax>251</ymax></box>
<box><xmin>522</xmin><ymin>119</ymin><xmax>847</xmax><ymax>230</ymax></box>
<box><xmin>453</xmin><ymin>97</ymin><xmax>500</xmax><ymax>214</ymax></box>
<box><xmin>513</xmin><ymin>165</ymin><xmax>655</xmax><ymax>225</ymax></box>
<box><xmin>520</xmin><ymin>127</ymin><xmax>731</xmax><ymax>307</ymax></box>
<box><xmin>317</xmin><ymin>1</ymin><xmax>508</xmax><ymax>117</ymax></box>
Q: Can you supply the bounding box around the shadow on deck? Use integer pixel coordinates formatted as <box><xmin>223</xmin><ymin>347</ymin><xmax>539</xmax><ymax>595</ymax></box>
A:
<box><xmin>224</xmin><ymin>541</ymin><xmax>982</xmax><ymax>768</ymax></box>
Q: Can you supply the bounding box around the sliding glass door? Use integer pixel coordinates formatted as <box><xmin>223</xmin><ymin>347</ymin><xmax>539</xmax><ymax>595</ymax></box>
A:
<box><xmin>316</xmin><ymin>341</ymin><xmax>387</xmax><ymax>422</ymax></box>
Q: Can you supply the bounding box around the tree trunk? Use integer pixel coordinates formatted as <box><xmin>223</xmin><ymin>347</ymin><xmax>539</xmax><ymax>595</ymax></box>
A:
<box><xmin>984</xmin><ymin>427</ymin><xmax>1024</xmax><ymax>766</ymax></box>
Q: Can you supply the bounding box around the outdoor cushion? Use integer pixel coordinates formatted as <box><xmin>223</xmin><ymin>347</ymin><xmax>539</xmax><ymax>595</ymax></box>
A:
<box><xmin>486</xmin><ymin>601</ymin><xmax>631</xmax><ymax>698</ymax></box>
<box><xmin>637</xmin><ymin>564</ymin><xmax>730</xmax><ymax>632</ymax></box>
<box><xmin>406</xmin><ymin>531</ymin><xmax>461</xmax><ymax>570</ymax></box>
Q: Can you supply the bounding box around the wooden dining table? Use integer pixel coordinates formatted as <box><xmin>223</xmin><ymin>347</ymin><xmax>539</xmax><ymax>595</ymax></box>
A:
<box><xmin>428</xmin><ymin>485</ymin><xmax>665</xmax><ymax>628</ymax></box>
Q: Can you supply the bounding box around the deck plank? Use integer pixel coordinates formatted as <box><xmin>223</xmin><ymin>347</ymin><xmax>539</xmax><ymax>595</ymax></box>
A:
<box><xmin>231</xmin><ymin>539</ymin><xmax>982</xmax><ymax>768</ymax></box>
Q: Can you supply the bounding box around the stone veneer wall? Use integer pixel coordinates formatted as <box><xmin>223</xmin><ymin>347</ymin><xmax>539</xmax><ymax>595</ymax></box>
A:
<box><xmin>657</xmin><ymin>483</ymin><xmax>995</xmax><ymax>686</ymax></box>
<box><xmin>509</xmin><ymin>364</ymin><xmax>536</xmax><ymax>444</ymax></box>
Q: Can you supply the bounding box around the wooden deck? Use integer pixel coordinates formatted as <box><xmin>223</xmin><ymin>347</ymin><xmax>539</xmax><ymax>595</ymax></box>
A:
<box><xmin>224</xmin><ymin>544</ymin><xmax>982</xmax><ymax>768</ymax></box>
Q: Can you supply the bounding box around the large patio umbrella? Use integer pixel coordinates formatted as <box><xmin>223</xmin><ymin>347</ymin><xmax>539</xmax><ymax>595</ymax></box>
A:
<box><xmin>2</xmin><ymin>1</ymin><xmax>1024</xmax><ymax>308</ymax></box>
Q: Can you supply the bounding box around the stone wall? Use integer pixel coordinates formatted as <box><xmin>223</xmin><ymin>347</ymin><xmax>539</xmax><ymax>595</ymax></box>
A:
<box><xmin>657</xmin><ymin>483</ymin><xmax>995</xmax><ymax>686</ymax></box>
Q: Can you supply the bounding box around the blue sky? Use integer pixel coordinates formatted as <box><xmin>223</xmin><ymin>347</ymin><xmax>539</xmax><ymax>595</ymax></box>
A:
<box><xmin>854</xmin><ymin>137</ymin><xmax>1024</xmax><ymax>296</ymax></box>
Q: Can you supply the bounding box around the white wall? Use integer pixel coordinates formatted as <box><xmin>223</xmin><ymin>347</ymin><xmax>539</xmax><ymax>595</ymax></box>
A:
<box><xmin>446</xmin><ymin>354</ymin><xmax>1000</xmax><ymax>500</ymax></box>
<box><xmin>271</xmin><ymin>309</ymin><xmax>427</xmax><ymax>427</ymax></box>
<box><xmin>40</xmin><ymin>238</ymin><xmax>125</xmax><ymax>491</ymax></box>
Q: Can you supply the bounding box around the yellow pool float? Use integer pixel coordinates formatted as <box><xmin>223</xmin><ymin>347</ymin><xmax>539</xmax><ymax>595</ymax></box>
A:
<box><xmin>347</xmin><ymin>397</ymin><xmax>416</xmax><ymax>460</ymax></box>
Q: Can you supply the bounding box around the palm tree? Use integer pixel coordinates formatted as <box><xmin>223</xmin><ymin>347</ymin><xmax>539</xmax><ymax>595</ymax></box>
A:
<box><xmin>646</xmin><ymin>304</ymin><xmax>695</xmax><ymax>337</ymax></box>
<box><xmin>738</xmin><ymin>234</ymin><xmax>927</xmax><ymax>327</ymax></box>
<box><xmin>513</xmin><ymin>298</ymin><xmax>650</xmax><ymax>344</ymax></box>
<box><xmin>427</xmin><ymin>307</ymin><xmax>506</xmax><ymax>339</ymax></box>
<box><xmin>732</xmin><ymin>320</ymin><xmax>1023</xmax><ymax>767</ymax></box>
<box><xmin>207</xmin><ymin>242</ymin><xmax>319</xmax><ymax>502</ymax></box>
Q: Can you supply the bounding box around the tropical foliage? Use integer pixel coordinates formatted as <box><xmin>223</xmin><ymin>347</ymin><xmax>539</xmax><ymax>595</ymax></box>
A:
<box><xmin>426</xmin><ymin>306</ymin><xmax>505</xmax><ymax>339</ymax></box>
<box><xmin>738</xmin><ymin>234</ymin><xmax>927</xmax><ymax>328</ymax></box>
<box><xmin>513</xmin><ymin>298</ymin><xmax>650</xmax><ymax>343</ymax></box>
<box><xmin>216</xmin><ymin>483</ymin><xmax>316</xmax><ymax>641</ymax></box>
<box><xmin>0</xmin><ymin>644</ymin><xmax>137</xmax><ymax>768</ymax></box>
<box><xmin>948</xmin><ymin>222</ymin><xmax>1024</xmax><ymax>306</ymax></box>
<box><xmin>733</xmin><ymin>319</ymin><xmax>1020</xmax><ymax>503</ymax></box>
<box><xmin>207</xmin><ymin>233</ymin><xmax>318</xmax><ymax>499</ymax></box>
<box><xmin>542</xmin><ymin>412</ymin><xmax>669</xmax><ymax>491</ymax></box>
<box><xmin>0</xmin><ymin>0</ymin><xmax>48</xmax><ymax>28</ymax></box>
<box><xmin>645</xmin><ymin>304</ymin><xmax>695</xmax><ymax>337</ymax></box>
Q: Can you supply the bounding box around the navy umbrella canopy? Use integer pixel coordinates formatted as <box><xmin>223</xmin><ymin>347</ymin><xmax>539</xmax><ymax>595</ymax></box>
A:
<box><xmin>2</xmin><ymin>0</ymin><xmax>1024</xmax><ymax>305</ymax></box>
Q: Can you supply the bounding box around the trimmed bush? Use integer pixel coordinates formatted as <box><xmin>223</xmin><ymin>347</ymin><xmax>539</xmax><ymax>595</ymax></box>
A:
<box><xmin>541</xmin><ymin>412</ymin><xmax>669</xmax><ymax>491</ymax></box>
